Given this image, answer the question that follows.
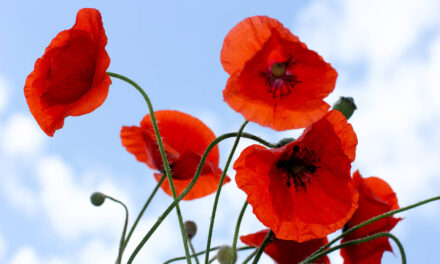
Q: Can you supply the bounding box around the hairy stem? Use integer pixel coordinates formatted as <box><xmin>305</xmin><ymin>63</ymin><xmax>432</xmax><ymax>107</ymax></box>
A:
<box><xmin>127</xmin><ymin>131</ymin><xmax>275</xmax><ymax>263</ymax></box>
<box><xmin>230</xmin><ymin>201</ymin><xmax>248</xmax><ymax>264</ymax></box>
<box><xmin>108</xmin><ymin>72</ymin><xmax>191</xmax><ymax>263</ymax></box>
<box><xmin>301</xmin><ymin>232</ymin><xmax>406</xmax><ymax>264</ymax></box>
<box><xmin>204</xmin><ymin>120</ymin><xmax>249</xmax><ymax>263</ymax></box>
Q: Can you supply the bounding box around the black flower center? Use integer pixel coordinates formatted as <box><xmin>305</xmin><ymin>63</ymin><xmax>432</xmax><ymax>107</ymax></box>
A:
<box><xmin>261</xmin><ymin>57</ymin><xmax>301</xmax><ymax>99</ymax></box>
<box><xmin>276</xmin><ymin>145</ymin><xmax>318</xmax><ymax>190</ymax></box>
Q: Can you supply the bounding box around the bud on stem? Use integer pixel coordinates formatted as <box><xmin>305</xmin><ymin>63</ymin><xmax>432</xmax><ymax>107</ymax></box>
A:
<box><xmin>333</xmin><ymin>96</ymin><xmax>356</xmax><ymax>120</ymax></box>
<box><xmin>90</xmin><ymin>192</ymin><xmax>106</xmax><ymax>206</ymax></box>
<box><xmin>217</xmin><ymin>245</ymin><xmax>237</xmax><ymax>264</ymax></box>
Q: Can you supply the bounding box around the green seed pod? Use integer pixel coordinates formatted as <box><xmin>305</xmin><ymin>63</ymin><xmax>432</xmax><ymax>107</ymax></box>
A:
<box><xmin>217</xmin><ymin>245</ymin><xmax>237</xmax><ymax>264</ymax></box>
<box><xmin>90</xmin><ymin>192</ymin><xmax>106</xmax><ymax>206</ymax></box>
<box><xmin>184</xmin><ymin>220</ymin><xmax>197</xmax><ymax>239</ymax></box>
<box><xmin>276</xmin><ymin>137</ymin><xmax>295</xmax><ymax>147</ymax></box>
<box><xmin>332</xmin><ymin>96</ymin><xmax>357</xmax><ymax>120</ymax></box>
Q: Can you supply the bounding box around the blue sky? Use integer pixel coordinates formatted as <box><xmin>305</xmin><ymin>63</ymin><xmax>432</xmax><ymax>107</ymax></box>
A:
<box><xmin>1</xmin><ymin>0</ymin><xmax>440</xmax><ymax>263</ymax></box>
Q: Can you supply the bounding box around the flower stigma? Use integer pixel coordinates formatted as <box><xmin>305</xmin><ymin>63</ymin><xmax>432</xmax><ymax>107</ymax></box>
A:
<box><xmin>276</xmin><ymin>145</ymin><xmax>318</xmax><ymax>190</ymax></box>
<box><xmin>262</xmin><ymin>57</ymin><xmax>301</xmax><ymax>99</ymax></box>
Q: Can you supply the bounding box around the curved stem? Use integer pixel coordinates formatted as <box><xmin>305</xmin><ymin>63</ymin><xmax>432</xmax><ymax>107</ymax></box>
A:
<box><xmin>163</xmin><ymin>246</ymin><xmax>253</xmax><ymax>264</ymax></box>
<box><xmin>108</xmin><ymin>72</ymin><xmax>191</xmax><ymax>263</ymax></box>
<box><xmin>301</xmin><ymin>232</ymin><xmax>406</xmax><ymax>264</ymax></box>
<box><xmin>242</xmin><ymin>249</ymin><xmax>258</xmax><ymax>264</ymax></box>
<box><xmin>230</xmin><ymin>201</ymin><xmax>248</xmax><ymax>264</ymax></box>
<box><xmin>104</xmin><ymin>195</ymin><xmax>129</xmax><ymax>264</ymax></box>
<box><xmin>204</xmin><ymin>120</ymin><xmax>249</xmax><ymax>263</ymax></box>
<box><xmin>127</xmin><ymin>131</ymin><xmax>275</xmax><ymax>263</ymax></box>
<box><xmin>188</xmin><ymin>239</ymin><xmax>200</xmax><ymax>264</ymax></box>
<box><xmin>123</xmin><ymin>173</ymin><xmax>166</xmax><ymax>250</ymax></box>
<box><xmin>251</xmin><ymin>230</ymin><xmax>273</xmax><ymax>264</ymax></box>
<box><xmin>309</xmin><ymin>195</ymin><xmax>440</xmax><ymax>258</ymax></box>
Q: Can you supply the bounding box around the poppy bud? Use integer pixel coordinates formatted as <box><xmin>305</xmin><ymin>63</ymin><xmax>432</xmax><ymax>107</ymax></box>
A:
<box><xmin>276</xmin><ymin>137</ymin><xmax>295</xmax><ymax>147</ymax></box>
<box><xmin>90</xmin><ymin>192</ymin><xmax>106</xmax><ymax>206</ymax></box>
<box><xmin>216</xmin><ymin>245</ymin><xmax>237</xmax><ymax>264</ymax></box>
<box><xmin>332</xmin><ymin>96</ymin><xmax>356</xmax><ymax>120</ymax></box>
<box><xmin>184</xmin><ymin>220</ymin><xmax>197</xmax><ymax>239</ymax></box>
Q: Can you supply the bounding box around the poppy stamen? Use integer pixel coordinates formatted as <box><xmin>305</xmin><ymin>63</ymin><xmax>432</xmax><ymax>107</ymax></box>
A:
<box><xmin>277</xmin><ymin>145</ymin><xmax>318</xmax><ymax>190</ymax></box>
<box><xmin>261</xmin><ymin>57</ymin><xmax>301</xmax><ymax>99</ymax></box>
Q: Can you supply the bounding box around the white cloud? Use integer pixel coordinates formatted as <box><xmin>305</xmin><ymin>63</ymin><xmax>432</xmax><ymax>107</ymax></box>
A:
<box><xmin>295</xmin><ymin>0</ymin><xmax>440</xmax><ymax>205</ymax></box>
<box><xmin>0</xmin><ymin>162</ymin><xmax>38</xmax><ymax>215</ymax></box>
<box><xmin>1</xmin><ymin>113</ymin><xmax>46</xmax><ymax>156</ymax></box>
<box><xmin>296</xmin><ymin>0</ymin><xmax>440</xmax><ymax>70</ymax></box>
<box><xmin>0</xmin><ymin>233</ymin><xmax>6</xmax><ymax>261</ymax></box>
<box><xmin>35</xmin><ymin>155</ymin><xmax>131</xmax><ymax>241</ymax></box>
<box><xmin>78</xmin><ymin>239</ymin><xmax>117</xmax><ymax>264</ymax></box>
<box><xmin>120</xmin><ymin>216</ymin><xmax>181</xmax><ymax>263</ymax></box>
<box><xmin>0</xmin><ymin>75</ymin><xmax>8</xmax><ymax>115</ymax></box>
<box><xmin>8</xmin><ymin>246</ymin><xmax>67</xmax><ymax>264</ymax></box>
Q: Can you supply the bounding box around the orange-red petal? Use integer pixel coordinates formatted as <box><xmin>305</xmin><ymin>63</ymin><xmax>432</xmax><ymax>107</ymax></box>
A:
<box><xmin>140</xmin><ymin>110</ymin><xmax>219</xmax><ymax>165</ymax></box>
<box><xmin>121</xmin><ymin>110</ymin><xmax>227</xmax><ymax>200</ymax></box>
<box><xmin>221</xmin><ymin>16</ymin><xmax>299</xmax><ymax>75</ymax></box>
<box><xmin>240</xmin><ymin>229</ymin><xmax>329</xmax><ymax>264</ymax></box>
<box><xmin>234</xmin><ymin>113</ymin><xmax>358</xmax><ymax>241</ymax></box>
<box><xmin>341</xmin><ymin>171</ymin><xmax>401</xmax><ymax>264</ymax></box>
<box><xmin>221</xmin><ymin>16</ymin><xmax>337</xmax><ymax>131</ymax></box>
<box><xmin>24</xmin><ymin>8</ymin><xmax>111</xmax><ymax>136</ymax></box>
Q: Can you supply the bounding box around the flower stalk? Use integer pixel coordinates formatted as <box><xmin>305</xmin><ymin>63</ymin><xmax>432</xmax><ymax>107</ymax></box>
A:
<box><xmin>204</xmin><ymin>120</ymin><xmax>249</xmax><ymax>263</ymax></box>
<box><xmin>107</xmin><ymin>72</ymin><xmax>192</xmax><ymax>264</ymax></box>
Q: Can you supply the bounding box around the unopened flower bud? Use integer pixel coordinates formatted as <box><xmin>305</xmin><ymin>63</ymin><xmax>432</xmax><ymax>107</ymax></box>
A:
<box><xmin>217</xmin><ymin>245</ymin><xmax>237</xmax><ymax>264</ymax></box>
<box><xmin>90</xmin><ymin>192</ymin><xmax>106</xmax><ymax>206</ymax></box>
<box><xmin>276</xmin><ymin>137</ymin><xmax>295</xmax><ymax>147</ymax></box>
<box><xmin>332</xmin><ymin>96</ymin><xmax>357</xmax><ymax>120</ymax></box>
<box><xmin>184</xmin><ymin>220</ymin><xmax>197</xmax><ymax>239</ymax></box>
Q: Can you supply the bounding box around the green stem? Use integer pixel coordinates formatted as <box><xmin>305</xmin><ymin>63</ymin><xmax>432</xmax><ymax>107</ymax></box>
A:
<box><xmin>188</xmin><ymin>239</ymin><xmax>200</xmax><ymax>264</ymax></box>
<box><xmin>308</xmin><ymin>195</ymin><xmax>440</xmax><ymax>260</ymax></box>
<box><xmin>127</xmin><ymin>131</ymin><xmax>274</xmax><ymax>263</ymax></box>
<box><xmin>242</xmin><ymin>248</ymin><xmax>258</xmax><ymax>264</ymax></box>
<box><xmin>163</xmin><ymin>246</ymin><xmax>253</xmax><ymax>264</ymax></box>
<box><xmin>104</xmin><ymin>195</ymin><xmax>129</xmax><ymax>264</ymax></box>
<box><xmin>230</xmin><ymin>201</ymin><xmax>248</xmax><ymax>264</ymax></box>
<box><xmin>123</xmin><ymin>173</ymin><xmax>166</xmax><ymax>250</ymax></box>
<box><xmin>204</xmin><ymin>120</ymin><xmax>249</xmax><ymax>263</ymax></box>
<box><xmin>301</xmin><ymin>232</ymin><xmax>406</xmax><ymax>264</ymax></box>
<box><xmin>107</xmin><ymin>72</ymin><xmax>191</xmax><ymax>264</ymax></box>
<box><xmin>251</xmin><ymin>230</ymin><xmax>273</xmax><ymax>264</ymax></box>
<box><xmin>164</xmin><ymin>247</ymin><xmax>220</xmax><ymax>264</ymax></box>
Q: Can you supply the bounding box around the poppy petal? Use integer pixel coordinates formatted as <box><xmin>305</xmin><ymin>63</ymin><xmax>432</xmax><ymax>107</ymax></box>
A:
<box><xmin>140</xmin><ymin>110</ymin><xmax>219</xmax><ymax>165</ymax></box>
<box><xmin>122</xmin><ymin>110</ymin><xmax>226</xmax><ymax>200</ymax></box>
<box><xmin>365</xmin><ymin>176</ymin><xmax>399</xmax><ymax>210</ymax></box>
<box><xmin>221</xmin><ymin>16</ymin><xmax>337</xmax><ymax>130</ymax></box>
<box><xmin>240</xmin><ymin>229</ymin><xmax>330</xmax><ymax>264</ymax></box>
<box><xmin>325</xmin><ymin>110</ymin><xmax>358</xmax><ymax>162</ymax></box>
<box><xmin>24</xmin><ymin>8</ymin><xmax>111</xmax><ymax>136</ymax></box>
<box><xmin>341</xmin><ymin>171</ymin><xmax>401</xmax><ymax>264</ymax></box>
<box><xmin>155</xmin><ymin>166</ymin><xmax>229</xmax><ymax>201</ymax></box>
<box><xmin>234</xmin><ymin>112</ymin><xmax>358</xmax><ymax>242</ymax></box>
<box><xmin>120</xmin><ymin>126</ymin><xmax>180</xmax><ymax>170</ymax></box>
<box><xmin>221</xmin><ymin>16</ymin><xmax>299</xmax><ymax>75</ymax></box>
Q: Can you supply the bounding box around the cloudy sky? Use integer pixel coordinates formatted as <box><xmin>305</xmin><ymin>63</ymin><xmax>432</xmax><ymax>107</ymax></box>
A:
<box><xmin>0</xmin><ymin>0</ymin><xmax>439</xmax><ymax>263</ymax></box>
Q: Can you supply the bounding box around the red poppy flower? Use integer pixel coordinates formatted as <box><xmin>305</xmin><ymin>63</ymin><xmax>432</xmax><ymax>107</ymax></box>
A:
<box><xmin>120</xmin><ymin>110</ymin><xmax>229</xmax><ymax>200</ymax></box>
<box><xmin>340</xmin><ymin>171</ymin><xmax>401</xmax><ymax>264</ymax></box>
<box><xmin>221</xmin><ymin>16</ymin><xmax>337</xmax><ymax>131</ymax></box>
<box><xmin>24</xmin><ymin>8</ymin><xmax>111</xmax><ymax>136</ymax></box>
<box><xmin>234</xmin><ymin>110</ymin><xmax>358</xmax><ymax>242</ymax></box>
<box><xmin>240</xmin><ymin>229</ymin><xmax>329</xmax><ymax>264</ymax></box>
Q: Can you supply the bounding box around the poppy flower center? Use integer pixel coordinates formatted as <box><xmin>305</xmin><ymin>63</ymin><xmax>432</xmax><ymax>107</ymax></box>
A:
<box><xmin>271</xmin><ymin>62</ymin><xmax>287</xmax><ymax>78</ymax></box>
<box><xmin>262</xmin><ymin>57</ymin><xmax>301</xmax><ymax>99</ymax></box>
<box><xmin>277</xmin><ymin>145</ymin><xmax>318</xmax><ymax>190</ymax></box>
